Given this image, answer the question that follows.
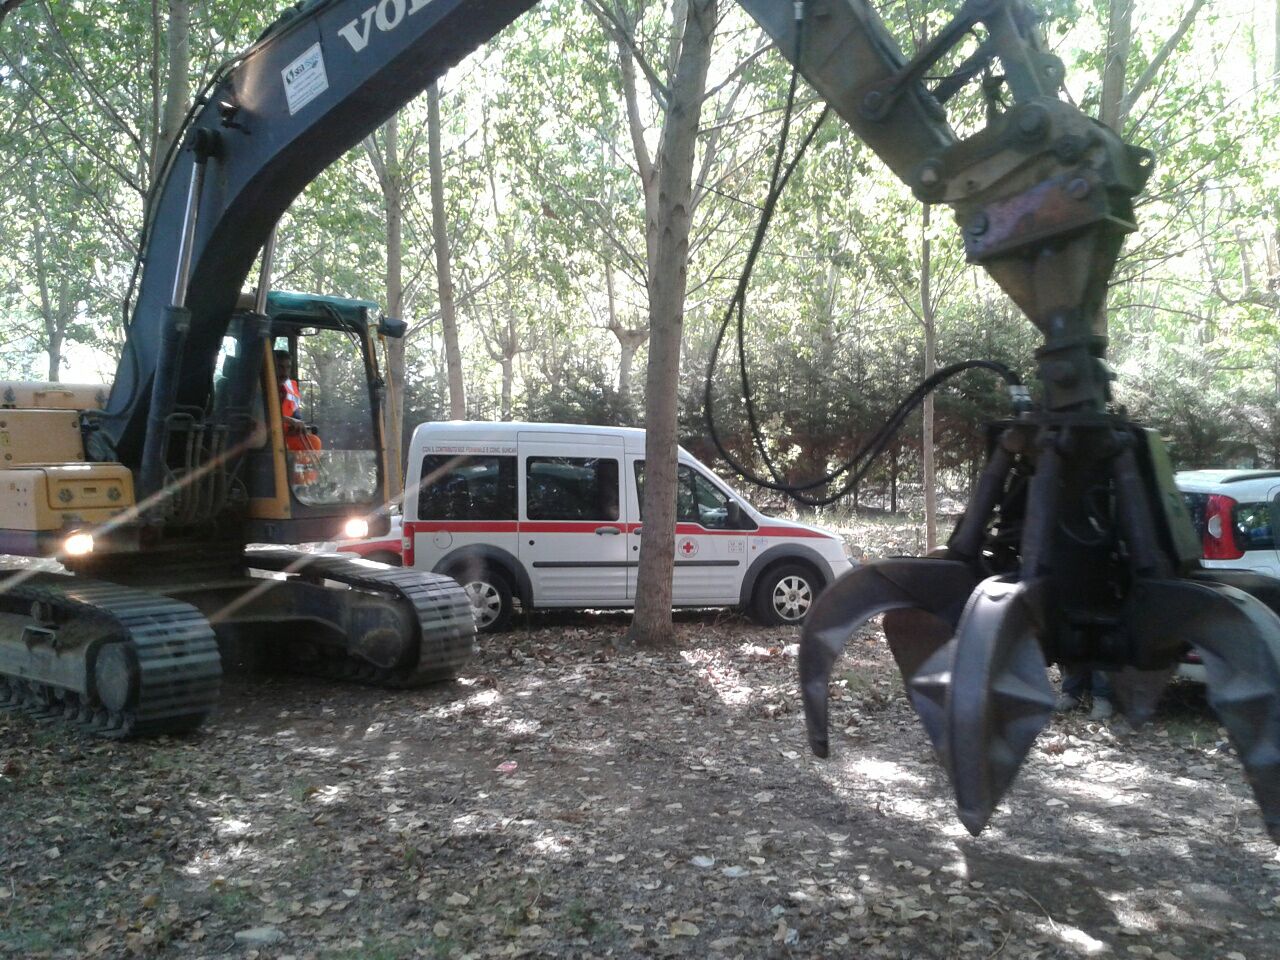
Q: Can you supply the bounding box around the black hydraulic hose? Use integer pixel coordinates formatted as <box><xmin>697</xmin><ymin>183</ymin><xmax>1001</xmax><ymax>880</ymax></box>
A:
<box><xmin>702</xmin><ymin>3</ymin><xmax>1022</xmax><ymax>508</ymax></box>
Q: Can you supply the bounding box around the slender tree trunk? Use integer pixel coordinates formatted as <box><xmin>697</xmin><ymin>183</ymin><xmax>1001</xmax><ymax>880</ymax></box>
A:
<box><xmin>381</xmin><ymin>115</ymin><xmax>408</xmax><ymax>494</ymax></box>
<box><xmin>500</xmin><ymin>356</ymin><xmax>513</xmax><ymax>420</ymax></box>
<box><xmin>1099</xmin><ymin>0</ymin><xmax>1132</xmax><ymax>133</ymax></box>
<box><xmin>428</xmin><ymin>82</ymin><xmax>465</xmax><ymax>419</ymax></box>
<box><xmin>498</xmin><ymin>234</ymin><xmax>520</xmax><ymax>421</ymax></box>
<box><xmin>921</xmin><ymin>204</ymin><xmax>938</xmax><ymax>551</ymax></box>
<box><xmin>605</xmin><ymin>260</ymin><xmax>648</xmax><ymax>421</ymax></box>
<box><xmin>31</xmin><ymin>226</ymin><xmax>65</xmax><ymax>382</ymax></box>
<box><xmin>627</xmin><ymin>0</ymin><xmax>716</xmax><ymax>649</ymax></box>
<box><xmin>153</xmin><ymin>0</ymin><xmax>190</xmax><ymax>185</ymax></box>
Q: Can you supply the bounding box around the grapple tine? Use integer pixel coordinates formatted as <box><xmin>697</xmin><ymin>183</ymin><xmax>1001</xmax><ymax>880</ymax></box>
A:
<box><xmin>1107</xmin><ymin>665</ymin><xmax>1176</xmax><ymax>727</ymax></box>
<box><xmin>908</xmin><ymin>577</ymin><xmax>1055</xmax><ymax>836</ymax></box>
<box><xmin>799</xmin><ymin>558</ymin><xmax>976</xmax><ymax>758</ymax></box>
<box><xmin>1135</xmin><ymin>578</ymin><xmax>1280</xmax><ymax>842</ymax></box>
<box><xmin>884</xmin><ymin>607</ymin><xmax>958</xmax><ymax>682</ymax></box>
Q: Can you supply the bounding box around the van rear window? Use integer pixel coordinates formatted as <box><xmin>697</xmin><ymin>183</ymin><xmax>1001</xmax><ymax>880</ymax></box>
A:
<box><xmin>526</xmin><ymin>457</ymin><xmax>619</xmax><ymax>521</ymax></box>
<box><xmin>419</xmin><ymin>455</ymin><xmax>516</xmax><ymax>520</ymax></box>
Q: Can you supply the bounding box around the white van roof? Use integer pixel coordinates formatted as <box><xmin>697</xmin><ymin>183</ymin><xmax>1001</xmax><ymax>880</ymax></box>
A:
<box><xmin>412</xmin><ymin>420</ymin><xmax>693</xmax><ymax>458</ymax></box>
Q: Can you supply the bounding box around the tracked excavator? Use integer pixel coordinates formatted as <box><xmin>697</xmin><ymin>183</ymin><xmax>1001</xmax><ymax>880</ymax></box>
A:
<box><xmin>1</xmin><ymin>0</ymin><xmax>1276</xmax><ymax>839</ymax></box>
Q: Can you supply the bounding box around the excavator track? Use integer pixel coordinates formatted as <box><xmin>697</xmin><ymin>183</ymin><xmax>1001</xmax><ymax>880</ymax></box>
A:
<box><xmin>0</xmin><ymin>570</ymin><xmax>221</xmax><ymax>738</ymax></box>
<box><xmin>243</xmin><ymin>550</ymin><xmax>475</xmax><ymax>687</ymax></box>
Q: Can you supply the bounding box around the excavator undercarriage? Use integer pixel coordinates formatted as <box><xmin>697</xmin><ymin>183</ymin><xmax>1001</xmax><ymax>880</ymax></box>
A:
<box><xmin>0</xmin><ymin>549</ymin><xmax>473</xmax><ymax>737</ymax></box>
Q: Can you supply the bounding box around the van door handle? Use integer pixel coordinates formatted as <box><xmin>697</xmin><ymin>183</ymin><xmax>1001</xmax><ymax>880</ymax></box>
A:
<box><xmin>595</xmin><ymin>526</ymin><xmax>621</xmax><ymax>536</ymax></box>
<box><xmin>631</xmin><ymin>527</ymin><xmax>642</xmax><ymax>536</ymax></box>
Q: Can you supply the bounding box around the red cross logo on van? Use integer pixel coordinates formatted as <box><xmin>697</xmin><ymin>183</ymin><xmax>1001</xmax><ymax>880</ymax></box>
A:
<box><xmin>678</xmin><ymin>537</ymin><xmax>699</xmax><ymax>557</ymax></box>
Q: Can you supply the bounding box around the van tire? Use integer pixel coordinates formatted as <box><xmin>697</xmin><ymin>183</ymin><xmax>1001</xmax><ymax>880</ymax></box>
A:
<box><xmin>452</xmin><ymin>566</ymin><xmax>515</xmax><ymax>634</ymax></box>
<box><xmin>752</xmin><ymin>562</ymin><xmax>818</xmax><ymax>626</ymax></box>
<box><xmin>365</xmin><ymin>550</ymin><xmax>402</xmax><ymax>567</ymax></box>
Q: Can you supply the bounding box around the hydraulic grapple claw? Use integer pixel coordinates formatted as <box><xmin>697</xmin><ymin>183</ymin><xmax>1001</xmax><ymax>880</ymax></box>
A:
<box><xmin>1133</xmin><ymin>578</ymin><xmax>1280</xmax><ymax>840</ymax></box>
<box><xmin>799</xmin><ymin>558</ymin><xmax>977</xmax><ymax>758</ymax></box>
<box><xmin>907</xmin><ymin>577</ymin><xmax>1055</xmax><ymax>835</ymax></box>
<box><xmin>1106</xmin><ymin>665</ymin><xmax>1176</xmax><ymax>727</ymax></box>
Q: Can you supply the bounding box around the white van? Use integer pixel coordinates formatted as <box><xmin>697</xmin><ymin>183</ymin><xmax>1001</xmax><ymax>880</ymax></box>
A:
<box><xmin>401</xmin><ymin>422</ymin><xmax>854</xmax><ymax>631</ymax></box>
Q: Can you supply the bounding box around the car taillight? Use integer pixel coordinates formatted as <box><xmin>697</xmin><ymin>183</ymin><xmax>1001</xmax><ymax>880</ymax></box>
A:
<box><xmin>1201</xmin><ymin>494</ymin><xmax>1244</xmax><ymax>560</ymax></box>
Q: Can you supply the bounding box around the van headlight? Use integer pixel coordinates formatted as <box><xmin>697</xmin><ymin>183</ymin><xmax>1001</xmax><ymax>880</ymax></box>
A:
<box><xmin>343</xmin><ymin>517</ymin><xmax>370</xmax><ymax>540</ymax></box>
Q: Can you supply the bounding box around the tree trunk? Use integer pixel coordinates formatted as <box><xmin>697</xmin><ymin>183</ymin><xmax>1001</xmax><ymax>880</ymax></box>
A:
<box><xmin>606</xmin><ymin>259</ymin><xmax>648</xmax><ymax>421</ymax></box>
<box><xmin>428</xmin><ymin>81</ymin><xmax>465</xmax><ymax>419</ymax></box>
<box><xmin>1099</xmin><ymin>0</ymin><xmax>1132</xmax><ymax>133</ymax></box>
<box><xmin>381</xmin><ymin>115</ymin><xmax>407</xmax><ymax>494</ymax></box>
<box><xmin>31</xmin><ymin>225</ymin><xmax>67</xmax><ymax>382</ymax></box>
<box><xmin>921</xmin><ymin>204</ymin><xmax>938</xmax><ymax>551</ymax></box>
<box><xmin>153</xmin><ymin>0</ymin><xmax>190</xmax><ymax>185</ymax></box>
<box><xmin>500</xmin><ymin>356</ymin><xmax>513</xmax><ymax>421</ymax></box>
<box><xmin>627</xmin><ymin>0</ymin><xmax>716</xmax><ymax>649</ymax></box>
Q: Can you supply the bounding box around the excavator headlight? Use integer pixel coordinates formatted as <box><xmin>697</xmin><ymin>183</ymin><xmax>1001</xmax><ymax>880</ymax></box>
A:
<box><xmin>343</xmin><ymin>517</ymin><xmax>370</xmax><ymax>541</ymax></box>
<box><xmin>63</xmin><ymin>532</ymin><xmax>95</xmax><ymax>557</ymax></box>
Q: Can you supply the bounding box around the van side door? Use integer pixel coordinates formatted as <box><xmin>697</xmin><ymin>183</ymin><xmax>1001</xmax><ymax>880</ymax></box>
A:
<box><xmin>519</xmin><ymin>433</ymin><xmax>628</xmax><ymax>605</ymax></box>
<box><xmin>627</xmin><ymin>458</ymin><xmax>750</xmax><ymax>603</ymax></box>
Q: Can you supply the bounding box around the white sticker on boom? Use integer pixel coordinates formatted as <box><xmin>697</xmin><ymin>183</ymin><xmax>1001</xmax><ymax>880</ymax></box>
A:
<box><xmin>282</xmin><ymin>42</ymin><xmax>329</xmax><ymax>115</ymax></box>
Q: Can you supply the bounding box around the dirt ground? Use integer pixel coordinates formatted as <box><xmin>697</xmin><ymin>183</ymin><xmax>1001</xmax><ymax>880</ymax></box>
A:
<box><xmin>2</xmin><ymin>599</ymin><xmax>1278</xmax><ymax>960</ymax></box>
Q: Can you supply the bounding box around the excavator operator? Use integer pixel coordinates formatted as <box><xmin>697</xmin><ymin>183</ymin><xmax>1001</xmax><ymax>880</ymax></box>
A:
<box><xmin>274</xmin><ymin>351</ymin><xmax>317</xmax><ymax>445</ymax></box>
<box><xmin>275</xmin><ymin>350</ymin><xmax>323</xmax><ymax>487</ymax></box>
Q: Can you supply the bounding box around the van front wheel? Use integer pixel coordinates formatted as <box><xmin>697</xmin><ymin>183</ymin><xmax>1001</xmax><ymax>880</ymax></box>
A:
<box><xmin>458</xmin><ymin>568</ymin><xmax>515</xmax><ymax>633</ymax></box>
<box><xmin>752</xmin><ymin>563</ymin><xmax>818</xmax><ymax>626</ymax></box>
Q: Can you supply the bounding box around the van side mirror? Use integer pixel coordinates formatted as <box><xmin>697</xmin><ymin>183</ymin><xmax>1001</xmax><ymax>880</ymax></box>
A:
<box><xmin>726</xmin><ymin>500</ymin><xmax>743</xmax><ymax>529</ymax></box>
<box><xmin>378</xmin><ymin>316</ymin><xmax>408</xmax><ymax>338</ymax></box>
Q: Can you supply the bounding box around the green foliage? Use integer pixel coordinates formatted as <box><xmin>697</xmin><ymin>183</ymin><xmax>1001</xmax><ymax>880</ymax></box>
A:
<box><xmin>0</xmin><ymin>0</ymin><xmax>1275</xmax><ymax>500</ymax></box>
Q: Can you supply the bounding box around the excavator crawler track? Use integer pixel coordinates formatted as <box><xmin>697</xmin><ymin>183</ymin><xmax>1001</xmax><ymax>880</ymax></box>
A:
<box><xmin>0</xmin><ymin>571</ymin><xmax>221</xmax><ymax>738</ymax></box>
<box><xmin>243</xmin><ymin>550</ymin><xmax>475</xmax><ymax>686</ymax></box>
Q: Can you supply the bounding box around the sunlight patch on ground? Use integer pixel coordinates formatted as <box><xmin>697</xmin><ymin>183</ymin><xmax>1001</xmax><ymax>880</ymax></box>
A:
<box><xmin>679</xmin><ymin>649</ymin><xmax>756</xmax><ymax>706</ymax></box>
<box><xmin>1049</xmin><ymin>923</ymin><xmax>1109</xmax><ymax>954</ymax></box>
<box><xmin>313</xmin><ymin>783</ymin><xmax>352</xmax><ymax>806</ymax></box>
<box><xmin>530</xmin><ymin>833</ymin><xmax>572</xmax><ymax>856</ymax></box>
<box><xmin>420</xmin><ymin>685</ymin><xmax>504</xmax><ymax>720</ymax></box>
<box><xmin>214</xmin><ymin>817</ymin><xmax>252</xmax><ymax>837</ymax></box>
<box><xmin>848</xmin><ymin>757</ymin><xmax>929</xmax><ymax>787</ymax></box>
<box><xmin>179</xmin><ymin>840</ymin><xmax>261</xmax><ymax>879</ymax></box>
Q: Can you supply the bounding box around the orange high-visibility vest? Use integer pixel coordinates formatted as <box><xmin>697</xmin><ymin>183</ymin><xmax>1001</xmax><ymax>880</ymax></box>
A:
<box><xmin>280</xmin><ymin>378</ymin><xmax>302</xmax><ymax>419</ymax></box>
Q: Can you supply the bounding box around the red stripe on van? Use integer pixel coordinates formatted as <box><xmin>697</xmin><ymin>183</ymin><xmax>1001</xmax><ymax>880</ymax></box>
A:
<box><xmin>407</xmin><ymin>521</ymin><xmax>519</xmax><ymax>534</ymax></box>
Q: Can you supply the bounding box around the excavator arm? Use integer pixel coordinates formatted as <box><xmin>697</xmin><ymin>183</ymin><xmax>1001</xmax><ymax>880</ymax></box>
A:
<box><xmin>88</xmin><ymin>0</ymin><xmax>1280</xmax><ymax>839</ymax></box>
<box><xmin>99</xmin><ymin>0</ymin><xmax>1137</xmax><ymax>475</ymax></box>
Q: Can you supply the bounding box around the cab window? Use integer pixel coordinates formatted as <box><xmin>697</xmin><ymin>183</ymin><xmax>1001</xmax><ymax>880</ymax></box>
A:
<box><xmin>277</xmin><ymin>330</ymin><xmax>379</xmax><ymax>507</ymax></box>
<box><xmin>526</xmin><ymin>457</ymin><xmax>619</xmax><ymax>521</ymax></box>
<box><xmin>634</xmin><ymin>462</ymin><xmax>751</xmax><ymax>530</ymax></box>
<box><xmin>418</xmin><ymin>455</ymin><xmax>516</xmax><ymax>520</ymax></box>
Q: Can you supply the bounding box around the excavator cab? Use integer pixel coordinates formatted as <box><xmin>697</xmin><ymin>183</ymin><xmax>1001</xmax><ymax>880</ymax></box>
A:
<box><xmin>218</xmin><ymin>291</ymin><xmax>394</xmax><ymax>544</ymax></box>
<box><xmin>0</xmin><ymin>288</ymin><xmax>471</xmax><ymax>739</ymax></box>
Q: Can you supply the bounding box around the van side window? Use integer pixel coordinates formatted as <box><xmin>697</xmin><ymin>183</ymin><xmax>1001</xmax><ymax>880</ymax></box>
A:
<box><xmin>634</xmin><ymin>462</ymin><xmax>746</xmax><ymax>530</ymax></box>
<box><xmin>419</xmin><ymin>455</ymin><xmax>516</xmax><ymax>520</ymax></box>
<box><xmin>526</xmin><ymin>457</ymin><xmax>619</xmax><ymax>521</ymax></box>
